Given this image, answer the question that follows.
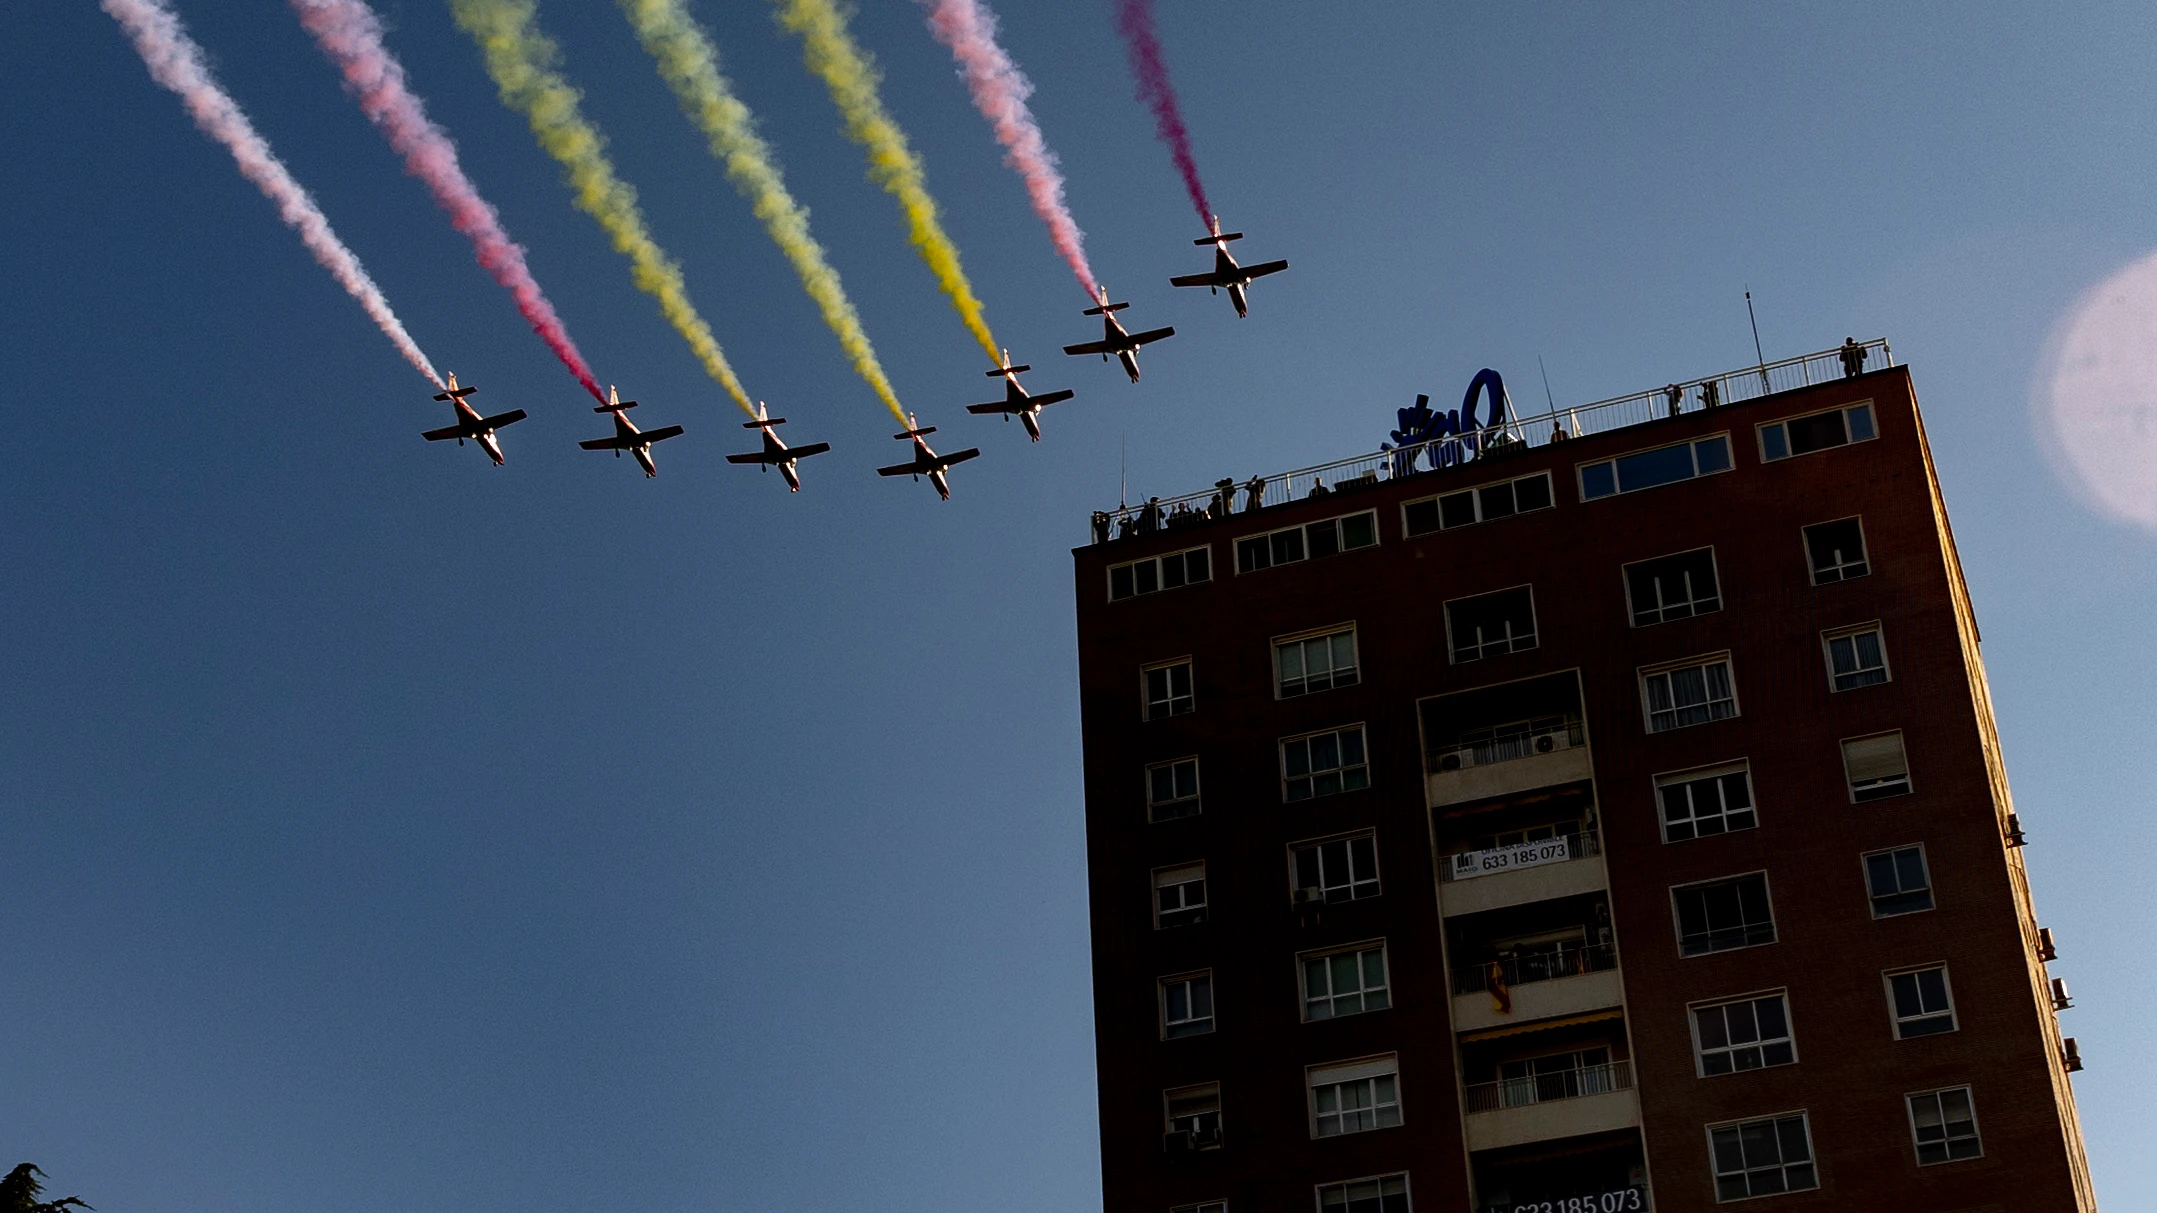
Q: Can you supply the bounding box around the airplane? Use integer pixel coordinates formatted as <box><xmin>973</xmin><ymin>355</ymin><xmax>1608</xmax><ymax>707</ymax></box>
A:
<box><xmin>724</xmin><ymin>401</ymin><xmax>830</xmax><ymax>491</ymax></box>
<box><xmin>577</xmin><ymin>385</ymin><xmax>683</xmax><ymax>478</ymax></box>
<box><xmin>421</xmin><ymin>372</ymin><xmax>526</xmax><ymax>465</ymax></box>
<box><xmin>965</xmin><ymin>349</ymin><xmax>1075</xmax><ymax>441</ymax></box>
<box><xmin>1169</xmin><ymin>214</ymin><xmax>1288</xmax><ymax>318</ymax></box>
<box><xmin>875</xmin><ymin>413</ymin><xmax>980</xmax><ymax>500</ymax></box>
<box><xmin>1062</xmin><ymin>285</ymin><xmax>1174</xmax><ymax>383</ymax></box>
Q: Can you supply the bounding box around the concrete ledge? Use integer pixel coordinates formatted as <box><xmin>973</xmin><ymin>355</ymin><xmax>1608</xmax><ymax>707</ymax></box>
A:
<box><xmin>1464</xmin><ymin>1087</ymin><xmax>1640</xmax><ymax>1153</ymax></box>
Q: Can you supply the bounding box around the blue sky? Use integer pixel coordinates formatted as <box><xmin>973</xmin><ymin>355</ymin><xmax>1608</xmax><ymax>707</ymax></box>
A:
<box><xmin>4</xmin><ymin>1</ymin><xmax>2153</xmax><ymax>1209</ymax></box>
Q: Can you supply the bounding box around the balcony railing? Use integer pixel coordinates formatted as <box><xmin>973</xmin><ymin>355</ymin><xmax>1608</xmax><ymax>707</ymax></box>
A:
<box><xmin>1428</xmin><ymin>717</ymin><xmax>1584</xmax><ymax>776</ymax></box>
<box><xmin>1452</xmin><ymin>939</ymin><xmax>1617</xmax><ymax>996</ymax></box>
<box><xmin>1440</xmin><ymin>827</ymin><xmax>1601</xmax><ymax>883</ymax></box>
<box><xmin>1465</xmin><ymin>1060</ymin><xmax>1634</xmax><ymax>1114</ymax></box>
<box><xmin>1087</xmin><ymin>338</ymin><xmax>1892</xmax><ymax>539</ymax></box>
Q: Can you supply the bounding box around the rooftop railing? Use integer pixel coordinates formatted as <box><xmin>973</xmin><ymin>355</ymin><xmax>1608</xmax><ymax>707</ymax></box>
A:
<box><xmin>1089</xmin><ymin>338</ymin><xmax>1892</xmax><ymax>540</ymax></box>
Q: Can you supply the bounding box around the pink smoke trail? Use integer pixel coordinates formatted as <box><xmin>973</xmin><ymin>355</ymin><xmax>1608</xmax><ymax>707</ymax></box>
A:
<box><xmin>290</xmin><ymin>0</ymin><xmax>606</xmax><ymax>404</ymax></box>
<box><xmin>1109</xmin><ymin>0</ymin><xmax>1209</xmax><ymax>226</ymax></box>
<box><xmin>920</xmin><ymin>0</ymin><xmax>1097</xmax><ymax>301</ymax></box>
<box><xmin>100</xmin><ymin>0</ymin><xmax>441</xmax><ymax>388</ymax></box>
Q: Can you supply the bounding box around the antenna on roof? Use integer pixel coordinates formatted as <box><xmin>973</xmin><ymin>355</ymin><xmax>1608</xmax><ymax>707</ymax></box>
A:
<box><xmin>1538</xmin><ymin>356</ymin><xmax>1557</xmax><ymax>411</ymax></box>
<box><xmin>1746</xmin><ymin>290</ymin><xmax>1770</xmax><ymax>389</ymax></box>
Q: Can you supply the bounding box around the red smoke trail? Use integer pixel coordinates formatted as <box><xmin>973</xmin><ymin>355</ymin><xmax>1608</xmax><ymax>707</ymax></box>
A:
<box><xmin>920</xmin><ymin>0</ymin><xmax>1097</xmax><ymax>300</ymax></box>
<box><xmin>291</xmin><ymin>0</ymin><xmax>605</xmax><ymax>403</ymax></box>
<box><xmin>1109</xmin><ymin>0</ymin><xmax>1209</xmax><ymax>226</ymax></box>
<box><xmin>101</xmin><ymin>0</ymin><xmax>442</xmax><ymax>388</ymax></box>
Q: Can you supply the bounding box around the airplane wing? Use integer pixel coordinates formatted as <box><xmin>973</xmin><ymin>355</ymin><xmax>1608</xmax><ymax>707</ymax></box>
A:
<box><xmin>1030</xmin><ymin>389</ymin><xmax>1075</xmax><ymax>407</ymax></box>
<box><xmin>1243</xmin><ymin>259</ymin><xmax>1289</xmax><ymax>279</ymax></box>
<box><xmin>1129</xmin><ymin>326</ymin><xmax>1176</xmax><ymax>346</ymax></box>
<box><xmin>725</xmin><ymin>451</ymin><xmax>775</xmax><ymax>465</ymax></box>
<box><xmin>1063</xmin><ymin>340</ymin><xmax>1113</xmax><ymax>356</ymax></box>
<box><xmin>421</xmin><ymin>423</ymin><xmax>470</xmax><ymax>442</ymax></box>
<box><xmin>789</xmin><ymin>442</ymin><xmax>832</xmax><ymax>458</ymax></box>
<box><xmin>966</xmin><ymin>402</ymin><xmax>1014</xmax><ymax>415</ymax></box>
<box><xmin>940</xmin><ymin>447</ymin><xmax>982</xmax><ymax>467</ymax></box>
<box><xmin>480</xmin><ymin>408</ymin><xmax>528</xmax><ymax>428</ymax></box>
<box><xmin>641</xmin><ymin>425</ymin><xmax>686</xmax><ymax>444</ymax></box>
<box><xmin>580</xmin><ymin>435</ymin><xmax>633</xmax><ymax>450</ymax></box>
<box><xmin>876</xmin><ymin>460</ymin><xmax>924</xmax><ymax>477</ymax></box>
<box><xmin>1169</xmin><ymin>271</ymin><xmax>1228</xmax><ymax>288</ymax></box>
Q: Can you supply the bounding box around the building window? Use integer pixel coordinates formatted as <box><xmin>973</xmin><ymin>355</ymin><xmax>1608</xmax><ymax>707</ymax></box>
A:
<box><xmin>1824</xmin><ymin>625</ymin><xmax>1889</xmax><ymax>691</ymax></box>
<box><xmin>1278</xmin><ymin>627</ymin><xmax>1360</xmax><ymax>697</ymax></box>
<box><xmin>1308</xmin><ymin>1057</ymin><xmax>1401</xmax><ymax>1137</ymax></box>
<box><xmin>1579</xmin><ymin>434</ymin><xmax>1732</xmax><ymax>501</ymax></box>
<box><xmin>1673</xmin><ymin>873</ymin><xmax>1776</xmax><ymax>956</ymax></box>
<box><xmin>1656</xmin><ymin>762</ymin><xmax>1756</xmax><ymax>842</ymax></box>
<box><xmin>1402</xmin><ymin>471</ymin><xmax>1553</xmax><ymax>536</ymax></box>
<box><xmin>1446</xmin><ymin>587</ymin><xmax>1538</xmax><ymax>663</ymax></box>
<box><xmin>1302</xmin><ymin>944</ymin><xmax>1390</xmax><ymax>1021</ymax></box>
<box><xmin>1317</xmin><ymin>1174</ymin><xmax>1410</xmax><ymax>1213</ymax></box>
<box><xmin>1161</xmin><ymin>973</ymin><xmax>1215</xmax><ymax>1038</ymax></box>
<box><xmin>1293</xmin><ymin>833</ymin><xmax>1381</xmax><ymax>904</ymax></box>
<box><xmin>1147</xmin><ymin>757</ymin><xmax>1201</xmax><ymax>822</ymax></box>
<box><xmin>1759</xmin><ymin>402</ymin><xmax>1876</xmax><ymax>462</ymax></box>
<box><xmin>1887</xmin><ymin>965</ymin><xmax>1956</xmax><ymax>1038</ymax></box>
<box><xmin>1692</xmin><ymin>993</ymin><xmax>1796</xmax><ymax>1076</ymax></box>
<box><xmin>1641</xmin><ymin>654</ymin><xmax>1738</xmax><ymax>732</ymax></box>
<box><xmin>1155</xmin><ymin>863</ymin><xmax>1207</xmax><ymax>929</ymax></box>
<box><xmin>1283</xmin><ymin>726</ymin><xmax>1370</xmax><ymax>802</ymax></box>
<box><xmin>1907</xmin><ymin>1087</ymin><xmax>1983</xmax><ymax>1164</ymax></box>
<box><xmin>1842</xmin><ymin>732</ymin><xmax>1911</xmax><ymax>801</ymax></box>
<box><xmin>1708</xmin><ymin>1113</ymin><xmax>1818</xmax><ymax>1201</ymax></box>
<box><xmin>1625</xmin><ymin>548</ymin><xmax>1722</xmax><ymax>626</ymax></box>
<box><xmin>1163</xmin><ymin>1082</ymin><xmax>1221</xmax><ymax>1149</ymax></box>
<box><xmin>1109</xmin><ymin>545</ymin><xmax>1211</xmax><ymax>601</ymax></box>
<box><xmin>1865</xmin><ymin>845</ymin><xmax>1934</xmax><ymax>917</ymax></box>
<box><xmin>1144</xmin><ymin>659</ymin><xmax>1195</xmax><ymax>719</ymax></box>
<box><xmin>1804</xmin><ymin>518</ymin><xmax>1869</xmax><ymax>584</ymax></box>
<box><xmin>1235</xmin><ymin>511</ymin><xmax>1378</xmax><ymax>573</ymax></box>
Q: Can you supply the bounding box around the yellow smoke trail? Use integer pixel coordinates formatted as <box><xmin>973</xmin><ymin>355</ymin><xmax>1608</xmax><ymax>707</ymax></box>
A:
<box><xmin>449</xmin><ymin>0</ymin><xmax>756</xmax><ymax>416</ymax></box>
<box><xmin>775</xmin><ymin>0</ymin><xmax>1000</xmax><ymax>363</ymax></box>
<box><xmin>622</xmin><ymin>0</ymin><xmax>906</xmax><ymax>425</ymax></box>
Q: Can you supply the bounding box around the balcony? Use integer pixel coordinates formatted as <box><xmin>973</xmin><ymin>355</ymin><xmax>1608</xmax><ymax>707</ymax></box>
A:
<box><xmin>1439</xmin><ymin>827</ymin><xmax>1608</xmax><ymax>916</ymax></box>
<box><xmin>1463</xmin><ymin>1062</ymin><xmax>1640</xmax><ymax>1153</ymax></box>
<box><xmin>1426</xmin><ymin>717</ymin><xmax>1592</xmax><ymax>808</ymax></box>
<box><xmin>1451</xmin><ymin>942</ymin><xmax>1622</xmax><ymax>1034</ymax></box>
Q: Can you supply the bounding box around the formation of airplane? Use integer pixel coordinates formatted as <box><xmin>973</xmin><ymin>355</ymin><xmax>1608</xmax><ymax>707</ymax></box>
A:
<box><xmin>420</xmin><ymin>224</ymin><xmax>1283</xmax><ymax>487</ymax></box>
<box><xmin>876</xmin><ymin>414</ymin><xmax>980</xmax><ymax>500</ymax></box>
<box><xmin>1063</xmin><ymin>285</ymin><xmax>1175</xmax><ymax>383</ymax></box>
<box><xmin>965</xmin><ymin>349</ymin><xmax>1075</xmax><ymax>441</ymax></box>
<box><xmin>421</xmin><ymin>372</ymin><xmax>526</xmax><ymax>465</ymax></box>
<box><xmin>577</xmin><ymin>385</ymin><xmax>683</xmax><ymax>478</ymax></box>
<box><xmin>1170</xmin><ymin>215</ymin><xmax>1288</xmax><ymax>318</ymax></box>
<box><xmin>725</xmin><ymin>402</ymin><xmax>830</xmax><ymax>491</ymax></box>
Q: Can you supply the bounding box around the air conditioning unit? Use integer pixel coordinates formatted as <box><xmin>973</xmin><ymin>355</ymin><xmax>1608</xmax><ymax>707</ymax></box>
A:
<box><xmin>1532</xmin><ymin>726</ymin><xmax>1574</xmax><ymax>754</ymax></box>
<box><xmin>1438</xmin><ymin>751</ymin><xmax>1464</xmax><ymax>771</ymax></box>
<box><xmin>2005</xmin><ymin>813</ymin><xmax>2028</xmax><ymax>847</ymax></box>
<box><xmin>2063</xmin><ymin>1037</ymin><xmax>2084</xmax><ymax>1072</ymax></box>
<box><xmin>1293</xmin><ymin>886</ymin><xmax>1326</xmax><ymax>908</ymax></box>
<box><xmin>2051</xmin><ymin>977</ymin><xmax>2074</xmax><ymax>1010</ymax></box>
<box><xmin>2038</xmin><ymin>927</ymin><xmax>2059</xmax><ymax>962</ymax></box>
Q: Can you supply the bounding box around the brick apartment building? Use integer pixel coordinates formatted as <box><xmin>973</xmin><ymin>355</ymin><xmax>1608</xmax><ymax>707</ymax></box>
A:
<box><xmin>1070</xmin><ymin>344</ymin><xmax>2094</xmax><ymax>1213</ymax></box>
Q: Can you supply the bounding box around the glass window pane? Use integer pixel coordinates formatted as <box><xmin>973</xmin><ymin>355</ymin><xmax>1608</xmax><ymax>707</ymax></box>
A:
<box><xmin>1581</xmin><ymin>462</ymin><xmax>1617</xmax><ymax>499</ymax></box>
<box><xmin>1135</xmin><ymin>561</ymin><xmax>1159</xmax><ymax>594</ymax></box>
<box><xmin>1310</xmin><ymin>733</ymin><xmax>1340</xmax><ymax>770</ymax></box>
<box><xmin>1185</xmin><ymin>547</ymin><xmax>1210</xmax><ymax>582</ymax></box>
<box><xmin>1480</xmin><ymin>481</ymin><xmax>1517</xmax><ymax>519</ymax></box>
<box><xmin>1848</xmin><ymin>404</ymin><xmax>1876</xmax><ymax>440</ymax></box>
<box><xmin>1439</xmin><ymin>490</ymin><xmax>1478</xmax><ymax>527</ymax></box>
<box><xmin>1515</xmin><ymin>474</ymin><xmax>1552</xmax><ymax>511</ymax></box>
<box><xmin>1615</xmin><ymin>442</ymin><xmax>1698</xmax><ymax>492</ymax></box>
<box><xmin>1307</xmin><ymin>521</ymin><xmax>1340</xmax><ymax>559</ymax></box>
<box><xmin>1404</xmin><ymin>498</ymin><xmax>1441</xmax><ymax>536</ymax></box>
<box><xmin>1695</xmin><ymin>435</ymin><xmax>1732</xmax><ymax>473</ymax></box>
<box><xmin>1110</xmin><ymin>565</ymin><xmax>1134</xmax><ymax>600</ymax></box>
<box><xmin>1761</xmin><ymin>423</ymin><xmax>1789</xmax><ymax>461</ymax></box>
<box><xmin>1341</xmin><ymin>513</ymin><xmax>1377</xmax><ymax>549</ymax></box>
<box><xmin>1341</xmin><ymin>729</ymin><xmax>1366</xmax><ymax>766</ymax></box>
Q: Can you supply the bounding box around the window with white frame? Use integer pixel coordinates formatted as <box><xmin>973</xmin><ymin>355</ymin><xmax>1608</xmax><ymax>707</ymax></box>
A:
<box><xmin>1759</xmin><ymin>401</ymin><xmax>1876</xmax><ymax>462</ymax></box>
<box><xmin>1402</xmin><ymin>471</ymin><xmax>1553</xmax><ymax>536</ymax></box>
<box><xmin>1282</xmin><ymin>726</ymin><xmax>1370</xmax><ymax>801</ymax></box>
<box><xmin>1656</xmin><ymin>762</ymin><xmax>1756</xmax><ymax>842</ymax></box>
<box><xmin>1865</xmin><ymin>845</ymin><xmax>1933</xmax><ymax>917</ymax></box>
<box><xmin>1825</xmin><ymin>624</ymin><xmax>1890</xmax><ymax>691</ymax></box>
<box><xmin>1692</xmin><ymin>992</ymin><xmax>1796</xmax><ymax>1076</ymax></box>
<box><xmin>1804</xmin><ymin>517</ymin><xmax>1870</xmax><ymax>584</ymax></box>
<box><xmin>1708</xmin><ymin>1113</ymin><xmax>1818</xmax><ymax>1200</ymax></box>
<box><xmin>1292</xmin><ymin>833</ymin><xmax>1381</xmax><ymax>904</ymax></box>
<box><xmin>1446</xmin><ymin>586</ymin><xmax>1538</xmax><ymax>663</ymax></box>
<box><xmin>1318</xmin><ymin>1174</ymin><xmax>1410</xmax><ymax>1213</ymax></box>
<box><xmin>1278</xmin><ymin>627</ymin><xmax>1360</xmax><ymax>697</ymax></box>
<box><xmin>1154</xmin><ymin>863</ymin><xmax>1207</xmax><ymax>929</ymax></box>
<box><xmin>1144</xmin><ymin>659</ymin><xmax>1195</xmax><ymax>719</ymax></box>
<box><xmin>1147</xmin><ymin>757</ymin><xmax>1200</xmax><ymax>822</ymax></box>
<box><xmin>1163</xmin><ymin>1082</ymin><xmax>1221</xmax><ymax>1148</ymax></box>
<box><xmin>1625</xmin><ymin>548</ymin><xmax>1722</xmax><ymax>626</ymax></box>
<box><xmin>1308</xmin><ymin>1056</ymin><xmax>1401</xmax><ymax>1137</ymax></box>
<box><xmin>1673</xmin><ymin>873</ymin><xmax>1776</xmax><ymax>956</ymax></box>
<box><xmin>1234</xmin><ymin>510</ymin><xmax>1378</xmax><ymax>573</ymax></box>
<box><xmin>1907</xmin><ymin>1087</ymin><xmax>1982</xmax><ymax>1164</ymax></box>
<box><xmin>1579</xmin><ymin>434</ymin><xmax>1732</xmax><ymax>501</ymax></box>
<box><xmin>1109</xmin><ymin>545</ymin><xmax>1211</xmax><ymax>601</ymax></box>
<box><xmin>1842</xmin><ymin>732</ymin><xmax>1910</xmax><ymax>801</ymax></box>
<box><xmin>1887</xmin><ymin>965</ymin><xmax>1956</xmax><ymax>1038</ymax></box>
<box><xmin>1302</xmin><ymin>943</ymin><xmax>1390</xmax><ymax>1021</ymax></box>
<box><xmin>1641</xmin><ymin>654</ymin><xmax>1738</xmax><ymax>732</ymax></box>
<box><xmin>1161</xmin><ymin>972</ymin><xmax>1214</xmax><ymax>1039</ymax></box>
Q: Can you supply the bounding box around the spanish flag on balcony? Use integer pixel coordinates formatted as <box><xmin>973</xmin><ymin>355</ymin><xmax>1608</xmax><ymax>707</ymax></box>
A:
<box><xmin>1488</xmin><ymin>961</ymin><xmax>1512</xmax><ymax>1014</ymax></box>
